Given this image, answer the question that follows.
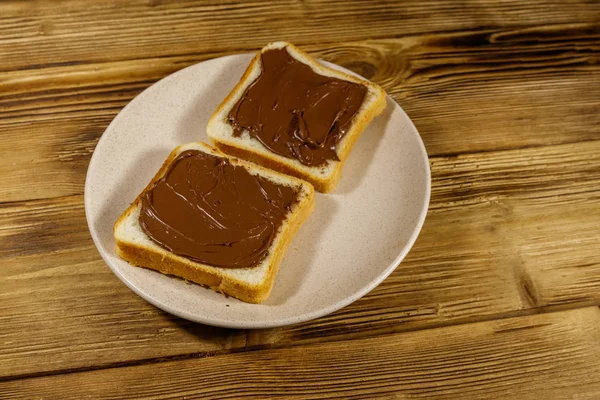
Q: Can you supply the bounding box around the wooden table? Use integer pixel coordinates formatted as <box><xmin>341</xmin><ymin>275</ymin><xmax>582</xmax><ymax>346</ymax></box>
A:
<box><xmin>2</xmin><ymin>1</ymin><xmax>599</xmax><ymax>398</ymax></box>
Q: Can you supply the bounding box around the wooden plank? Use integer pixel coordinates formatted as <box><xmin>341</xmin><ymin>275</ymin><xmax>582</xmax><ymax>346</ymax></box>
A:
<box><xmin>2</xmin><ymin>141</ymin><xmax>599</xmax><ymax>378</ymax></box>
<box><xmin>2</xmin><ymin>31</ymin><xmax>598</xmax><ymax>202</ymax></box>
<box><xmin>3</xmin><ymin>307</ymin><xmax>600</xmax><ymax>399</ymax></box>
<box><xmin>0</xmin><ymin>0</ymin><xmax>598</xmax><ymax>72</ymax></box>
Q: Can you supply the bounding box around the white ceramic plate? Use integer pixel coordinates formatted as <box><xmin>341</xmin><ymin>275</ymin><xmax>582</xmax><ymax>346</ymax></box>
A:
<box><xmin>85</xmin><ymin>53</ymin><xmax>430</xmax><ymax>329</ymax></box>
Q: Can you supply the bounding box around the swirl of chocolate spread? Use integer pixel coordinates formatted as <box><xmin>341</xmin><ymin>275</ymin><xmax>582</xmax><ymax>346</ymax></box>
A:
<box><xmin>228</xmin><ymin>47</ymin><xmax>367</xmax><ymax>167</ymax></box>
<box><xmin>139</xmin><ymin>150</ymin><xmax>298</xmax><ymax>269</ymax></box>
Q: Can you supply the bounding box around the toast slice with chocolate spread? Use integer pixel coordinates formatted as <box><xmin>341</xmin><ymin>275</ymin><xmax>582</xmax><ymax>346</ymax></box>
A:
<box><xmin>207</xmin><ymin>41</ymin><xmax>386</xmax><ymax>193</ymax></box>
<box><xmin>114</xmin><ymin>142</ymin><xmax>314</xmax><ymax>304</ymax></box>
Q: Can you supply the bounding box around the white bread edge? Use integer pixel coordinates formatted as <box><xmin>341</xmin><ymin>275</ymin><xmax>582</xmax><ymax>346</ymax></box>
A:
<box><xmin>113</xmin><ymin>142</ymin><xmax>315</xmax><ymax>304</ymax></box>
<box><xmin>207</xmin><ymin>41</ymin><xmax>387</xmax><ymax>193</ymax></box>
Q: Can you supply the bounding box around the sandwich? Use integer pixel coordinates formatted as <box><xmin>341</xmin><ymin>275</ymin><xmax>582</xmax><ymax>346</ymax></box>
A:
<box><xmin>114</xmin><ymin>142</ymin><xmax>314</xmax><ymax>303</ymax></box>
<box><xmin>208</xmin><ymin>41</ymin><xmax>386</xmax><ymax>192</ymax></box>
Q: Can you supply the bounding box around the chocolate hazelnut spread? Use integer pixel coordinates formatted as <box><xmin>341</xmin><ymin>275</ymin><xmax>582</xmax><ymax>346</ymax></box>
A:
<box><xmin>139</xmin><ymin>150</ymin><xmax>299</xmax><ymax>269</ymax></box>
<box><xmin>228</xmin><ymin>47</ymin><xmax>367</xmax><ymax>167</ymax></box>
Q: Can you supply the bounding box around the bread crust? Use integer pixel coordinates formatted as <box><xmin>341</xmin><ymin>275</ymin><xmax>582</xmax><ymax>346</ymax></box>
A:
<box><xmin>207</xmin><ymin>41</ymin><xmax>386</xmax><ymax>193</ymax></box>
<box><xmin>114</xmin><ymin>142</ymin><xmax>314</xmax><ymax>303</ymax></box>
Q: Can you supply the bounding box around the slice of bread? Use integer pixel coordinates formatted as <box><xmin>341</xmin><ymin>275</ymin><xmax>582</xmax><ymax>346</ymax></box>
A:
<box><xmin>207</xmin><ymin>41</ymin><xmax>386</xmax><ymax>193</ymax></box>
<box><xmin>114</xmin><ymin>142</ymin><xmax>314</xmax><ymax>304</ymax></box>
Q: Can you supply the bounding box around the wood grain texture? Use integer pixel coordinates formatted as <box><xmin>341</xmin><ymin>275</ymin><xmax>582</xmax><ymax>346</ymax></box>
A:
<box><xmin>2</xmin><ymin>0</ymin><xmax>600</xmax><ymax>394</ymax></box>
<box><xmin>1</xmin><ymin>30</ymin><xmax>598</xmax><ymax>202</ymax></box>
<box><xmin>0</xmin><ymin>0</ymin><xmax>598</xmax><ymax>72</ymax></box>
<box><xmin>3</xmin><ymin>307</ymin><xmax>600</xmax><ymax>399</ymax></box>
<box><xmin>2</xmin><ymin>141</ymin><xmax>599</xmax><ymax>378</ymax></box>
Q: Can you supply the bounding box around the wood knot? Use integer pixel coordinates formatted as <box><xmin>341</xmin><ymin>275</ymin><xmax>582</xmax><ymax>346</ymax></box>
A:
<box><xmin>341</xmin><ymin>61</ymin><xmax>377</xmax><ymax>80</ymax></box>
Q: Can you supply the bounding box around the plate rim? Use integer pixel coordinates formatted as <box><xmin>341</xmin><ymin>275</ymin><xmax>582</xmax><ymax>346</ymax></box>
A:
<box><xmin>84</xmin><ymin>53</ymin><xmax>431</xmax><ymax>329</ymax></box>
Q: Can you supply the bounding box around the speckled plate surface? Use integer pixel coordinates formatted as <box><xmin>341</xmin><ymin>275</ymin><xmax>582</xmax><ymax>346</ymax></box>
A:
<box><xmin>84</xmin><ymin>54</ymin><xmax>430</xmax><ymax>329</ymax></box>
